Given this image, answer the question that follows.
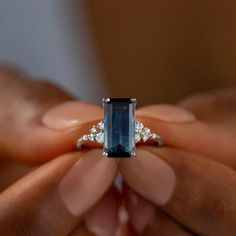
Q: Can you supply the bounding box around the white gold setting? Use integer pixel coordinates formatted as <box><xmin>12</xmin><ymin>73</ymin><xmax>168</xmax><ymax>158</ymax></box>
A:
<box><xmin>76</xmin><ymin>120</ymin><xmax>164</xmax><ymax>149</ymax></box>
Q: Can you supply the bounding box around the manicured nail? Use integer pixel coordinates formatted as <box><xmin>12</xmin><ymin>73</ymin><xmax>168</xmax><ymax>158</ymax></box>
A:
<box><xmin>59</xmin><ymin>149</ymin><xmax>117</xmax><ymax>216</ymax></box>
<box><xmin>136</xmin><ymin>104</ymin><xmax>195</xmax><ymax>123</ymax></box>
<box><xmin>116</xmin><ymin>223</ymin><xmax>137</xmax><ymax>236</ymax></box>
<box><xmin>85</xmin><ymin>189</ymin><xmax>119</xmax><ymax>236</ymax></box>
<box><xmin>124</xmin><ymin>186</ymin><xmax>155</xmax><ymax>234</ymax></box>
<box><xmin>42</xmin><ymin>101</ymin><xmax>103</xmax><ymax>131</ymax></box>
<box><xmin>120</xmin><ymin>149</ymin><xmax>176</xmax><ymax>206</ymax></box>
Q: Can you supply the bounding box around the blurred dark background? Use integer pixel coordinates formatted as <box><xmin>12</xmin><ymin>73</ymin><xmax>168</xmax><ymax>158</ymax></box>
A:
<box><xmin>85</xmin><ymin>0</ymin><xmax>236</xmax><ymax>106</ymax></box>
<box><xmin>1</xmin><ymin>0</ymin><xmax>236</xmax><ymax>107</ymax></box>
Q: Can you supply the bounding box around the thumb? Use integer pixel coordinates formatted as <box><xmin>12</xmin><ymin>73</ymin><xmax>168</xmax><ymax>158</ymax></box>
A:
<box><xmin>136</xmin><ymin>97</ymin><xmax>236</xmax><ymax>169</ymax></box>
<box><xmin>0</xmin><ymin>149</ymin><xmax>117</xmax><ymax>235</ymax></box>
<box><xmin>0</xmin><ymin>66</ymin><xmax>103</xmax><ymax>164</ymax></box>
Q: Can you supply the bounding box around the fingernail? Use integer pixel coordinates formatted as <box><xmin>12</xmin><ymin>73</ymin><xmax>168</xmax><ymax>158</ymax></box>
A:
<box><xmin>136</xmin><ymin>104</ymin><xmax>195</xmax><ymax>123</ymax></box>
<box><xmin>59</xmin><ymin>149</ymin><xmax>117</xmax><ymax>216</ymax></box>
<box><xmin>124</xmin><ymin>186</ymin><xmax>155</xmax><ymax>234</ymax></box>
<box><xmin>85</xmin><ymin>189</ymin><xmax>119</xmax><ymax>236</ymax></box>
<box><xmin>116</xmin><ymin>223</ymin><xmax>137</xmax><ymax>236</ymax></box>
<box><xmin>42</xmin><ymin>101</ymin><xmax>103</xmax><ymax>131</ymax></box>
<box><xmin>118</xmin><ymin>204</ymin><xmax>129</xmax><ymax>225</ymax></box>
<box><xmin>121</xmin><ymin>149</ymin><xmax>176</xmax><ymax>206</ymax></box>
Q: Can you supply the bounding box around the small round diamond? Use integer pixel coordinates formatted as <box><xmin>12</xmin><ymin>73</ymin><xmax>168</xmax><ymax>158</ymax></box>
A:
<box><xmin>140</xmin><ymin>126</ymin><xmax>152</xmax><ymax>142</ymax></box>
<box><xmin>88</xmin><ymin>134</ymin><xmax>95</xmax><ymax>141</ymax></box>
<box><xmin>90</xmin><ymin>125</ymin><xmax>97</xmax><ymax>133</ymax></box>
<box><xmin>97</xmin><ymin>121</ymin><xmax>104</xmax><ymax>130</ymax></box>
<box><xmin>151</xmin><ymin>133</ymin><xmax>158</xmax><ymax>139</ymax></box>
<box><xmin>82</xmin><ymin>135</ymin><xmax>88</xmax><ymax>141</ymax></box>
<box><xmin>143</xmin><ymin>127</ymin><xmax>151</xmax><ymax>134</ymax></box>
<box><xmin>135</xmin><ymin>121</ymin><xmax>144</xmax><ymax>133</ymax></box>
<box><xmin>95</xmin><ymin>132</ymin><xmax>104</xmax><ymax>144</ymax></box>
<box><xmin>135</xmin><ymin>133</ymin><xmax>141</xmax><ymax>143</ymax></box>
<box><xmin>142</xmin><ymin>134</ymin><xmax>149</xmax><ymax>142</ymax></box>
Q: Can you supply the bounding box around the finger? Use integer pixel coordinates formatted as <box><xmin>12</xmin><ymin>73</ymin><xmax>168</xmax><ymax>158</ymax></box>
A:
<box><xmin>69</xmin><ymin>224</ymin><xmax>95</xmax><ymax>236</ymax></box>
<box><xmin>178</xmin><ymin>87</ymin><xmax>236</xmax><ymax>126</ymax></box>
<box><xmin>120</xmin><ymin>147</ymin><xmax>236</xmax><ymax>236</ymax></box>
<box><xmin>136</xmin><ymin>104</ymin><xmax>236</xmax><ymax>168</ymax></box>
<box><xmin>0</xmin><ymin>149</ymin><xmax>117</xmax><ymax>236</ymax></box>
<box><xmin>0</xmin><ymin>66</ymin><xmax>103</xmax><ymax>164</ymax></box>
<box><xmin>84</xmin><ymin>187</ymin><xmax>120</xmax><ymax>236</ymax></box>
<box><xmin>0</xmin><ymin>159</ymin><xmax>33</xmax><ymax>191</ymax></box>
<box><xmin>143</xmin><ymin>210</ymin><xmax>195</xmax><ymax>236</ymax></box>
<box><xmin>123</xmin><ymin>185</ymin><xmax>194</xmax><ymax>236</ymax></box>
<box><xmin>70</xmin><ymin>188</ymin><xmax>120</xmax><ymax>236</ymax></box>
<box><xmin>123</xmin><ymin>184</ymin><xmax>155</xmax><ymax>234</ymax></box>
<box><xmin>116</xmin><ymin>223</ymin><xmax>137</xmax><ymax>236</ymax></box>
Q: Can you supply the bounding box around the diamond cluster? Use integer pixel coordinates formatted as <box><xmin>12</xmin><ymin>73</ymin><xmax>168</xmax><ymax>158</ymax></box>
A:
<box><xmin>76</xmin><ymin>121</ymin><xmax>104</xmax><ymax>148</ymax></box>
<box><xmin>135</xmin><ymin>121</ymin><xmax>158</xmax><ymax>143</ymax></box>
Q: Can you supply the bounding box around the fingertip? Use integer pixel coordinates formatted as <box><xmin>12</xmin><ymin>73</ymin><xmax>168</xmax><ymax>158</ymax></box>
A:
<box><xmin>123</xmin><ymin>185</ymin><xmax>155</xmax><ymax>235</ymax></box>
<box><xmin>59</xmin><ymin>149</ymin><xmax>117</xmax><ymax>217</ymax></box>
<box><xmin>120</xmin><ymin>148</ymin><xmax>176</xmax><ymax>206</ymax></box>
<box><xmin>85</xmin><ymin>188</ymin><xmax>120</xmax><ymax>236</ymax></box>
<box><xmin>42</xmin><ymin>101</ymin><xmax>103</xmax><ymax>131</ymax></box>
<box><xmin>136</xmin><ymin>104</ymin><xmax>196</xmax><ymax>123</ymax></box>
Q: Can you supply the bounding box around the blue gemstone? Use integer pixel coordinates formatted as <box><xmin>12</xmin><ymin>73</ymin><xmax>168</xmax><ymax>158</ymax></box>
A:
<box><xmin>103</xmin><ymin>98</ymin><xmax>136</xmax><ymax>157</ymax></box>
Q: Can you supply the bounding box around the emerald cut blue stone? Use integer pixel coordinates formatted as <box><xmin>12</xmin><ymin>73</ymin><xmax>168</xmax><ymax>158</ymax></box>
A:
<box><xmin>103</xmin><ymin>98</ymin><xmax>136</xmax><ymax>157</ymax></box>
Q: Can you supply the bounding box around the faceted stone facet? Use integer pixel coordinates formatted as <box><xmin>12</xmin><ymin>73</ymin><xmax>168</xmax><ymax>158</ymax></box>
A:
<box><xmin>103</xmin><ymin>98</ymin><xmax>136</xmax><ymax>157</ymax></box>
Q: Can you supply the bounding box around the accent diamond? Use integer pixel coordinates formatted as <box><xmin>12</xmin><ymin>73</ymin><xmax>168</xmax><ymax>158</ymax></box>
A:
<box><xmin>90</xmin><ymin>125</ymin><xmax>97</xmax><ymax>133</ymax></box>
<box><xmin>88</xmin><ymin>134</ymin><xmax>95</xmax><ymax>141</ymax></box>
<box><xmin>135</xmin><ymin>133</ymin><xmax>141</xmax><ymax>143</ymax></box>
<box><xmin>82</xmin><ymin>135</ymin><xmax>88</xmax><ymax>141</ymax></box>
<box><xmin>141</xmin><ymin>127</ymin><xmax>152</xmax><ymax>142</ymax></box>
<box><xmin>135</xmin><ymin>121</ymin><xmax>144</xmax><ymax>133</ymax></box>
<box><xmin>97</xmin><ymin>121</ymin><xmax>104</xmax><ymax>130</ymax></box>
<box><xmin>95</xmin><ymin>132</ymin><xmax>104</xmax><ymax>144</ymax></box>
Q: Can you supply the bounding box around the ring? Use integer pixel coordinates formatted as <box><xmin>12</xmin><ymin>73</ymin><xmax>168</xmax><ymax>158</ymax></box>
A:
<box><xmin>76</xmin><ymin>98</ymin><xmax>164</xmax><ymax>158</ymax></box>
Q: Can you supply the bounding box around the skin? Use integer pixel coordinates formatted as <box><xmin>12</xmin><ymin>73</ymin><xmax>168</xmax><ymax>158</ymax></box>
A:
<box><xmin>1</xmin><ymin>65</ymin><xmax>236</xmax><ymax>235</ymax></box>
<box><xmin>121</xmin><ymin>88</ymin><xmax>236</xmax><ymax>235</ymax></box>
<box><xmin>0</xmin><ymin>66</ymin><xmax>119</xmax><ymax>236</ymax></box>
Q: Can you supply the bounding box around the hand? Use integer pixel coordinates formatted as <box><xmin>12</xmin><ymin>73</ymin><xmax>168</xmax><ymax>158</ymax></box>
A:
<box><xmin>120</xmin><ymin>88</ymin><xmax>236</xmax><ymax>235</ymax></box>
<box><xmin>0</xmin><ymin>66</ymin><xmax>118</xmax><ymax>236</ymax></box>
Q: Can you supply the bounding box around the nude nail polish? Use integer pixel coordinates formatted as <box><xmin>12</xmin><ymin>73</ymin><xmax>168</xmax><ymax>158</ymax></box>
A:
<box><xmin>42</xmin><ymin>101</ymin><xmax>103</xmax><ymax>131</ymax></box>
<box><xmin>85</xmin><ymin>189</ymin><xmax>120</xmax><ymax>236</ymax></box>
<box><xmin>120</xmin><ymin>149</ymin><xmax>176</xmax><ymax>206</ymax></box>
<box><xmin>59</xmin><ymin>149</ymin><xmax>117</xmax><ymax>216</ymax></box>
<box><xmin>124</xmin><ymin>186</ymin><xmax>155</xmax><ymax>234</ymax></box>
<box><xmin>136</xmin><ymin>104</ymin><xmax>195</xmax><ymax>123</ymax></box>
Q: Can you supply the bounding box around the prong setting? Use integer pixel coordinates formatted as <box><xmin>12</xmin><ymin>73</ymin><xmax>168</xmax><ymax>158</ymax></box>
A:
<box><xmin>103</xmin><ymin>151</ymin><xmax>108</xmax><ymax>157</ymax></box>
<box><xmin>102</xmin><ymin>98</ymin><xmax>110</xmax><ymax>104</ymax></box>
<box><xmin>130</xmin><ymin>151</ymin><xmax>136</xmax><ymax>157</ymax></box>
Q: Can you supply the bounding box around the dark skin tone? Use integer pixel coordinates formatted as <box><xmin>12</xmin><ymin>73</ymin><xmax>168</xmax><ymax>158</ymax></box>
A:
<box><xmin>0</xmin><ymin>65</ymin><xmax>236</xmax><ymax>235</ymax></box>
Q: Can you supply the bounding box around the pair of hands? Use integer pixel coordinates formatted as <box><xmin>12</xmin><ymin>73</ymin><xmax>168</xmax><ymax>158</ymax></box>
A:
<box><xmin>0</xmin><ymin>66</ymin><xmax>236</xmax><ymax>236</ymax></box>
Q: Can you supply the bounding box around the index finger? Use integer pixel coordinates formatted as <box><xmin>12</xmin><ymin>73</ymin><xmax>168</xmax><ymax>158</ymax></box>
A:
<box><xmin>0</xmin><ymin>66</ymin><xmax>103</xmax><ymax>164</ymax></box>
